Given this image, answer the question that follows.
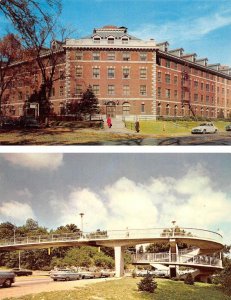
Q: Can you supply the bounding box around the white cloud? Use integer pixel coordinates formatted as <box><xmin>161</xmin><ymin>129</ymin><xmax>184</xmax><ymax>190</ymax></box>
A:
<box><xmin>50</xmin><ymin>166</ymin><xmax>231</xmax><ymax>238</ymax></box>
<box><xmin>2</xmin><ymin>154</ymin><xmax>63</xmax><ymax>171</ymax></box>
<box><xmin>16</xmin><ymin>188</ymin><xmax>33</xmax><ymax>199</ymax></box>
<box><xmin>131</xmin><ymin>9</ymin><xmax>231</xmax><ymax>43</ymax></box>
<box><xmin>0</xmin><ymin>200</ymin><xmax>35</xmax><ymax>223</ymax></box>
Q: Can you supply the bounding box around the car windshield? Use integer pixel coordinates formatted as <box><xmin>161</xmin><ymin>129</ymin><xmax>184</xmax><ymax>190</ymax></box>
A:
<box><xmin>199</xmin><ymin>123</ymin><xmax>207</xmax><ymax>126</ymax></box>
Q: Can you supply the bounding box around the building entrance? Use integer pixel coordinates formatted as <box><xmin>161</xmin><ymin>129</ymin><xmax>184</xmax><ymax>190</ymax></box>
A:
<box><xmin>106</xmin><ymin>102</ymin><xmax>116</xmax><ymax>117</ymax></box>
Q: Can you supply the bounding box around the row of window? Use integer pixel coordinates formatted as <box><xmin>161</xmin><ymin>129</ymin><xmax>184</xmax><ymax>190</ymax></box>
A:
<box><xmin>160</xmin><ymin>59</ymin><xmax>227</xmax><ymax>81</ymax></box>
<box><xmin>75</xmin><ymin>51</ymin><xmax>148</xmax><ymax>61</ymax></box>
<box><xmin>75</xmin><ymin>66</ymin><xmax>148</xmax><ymax>79</ymax></box>
<box><xmin>93</xmin><ymin>36</ymin><xmax>130</xmax><ymax>45</ymax></box>
<box><xmin>156</xmin><ymin>104</ymin><xmax>218</xmax><ymax>117</ymax></box>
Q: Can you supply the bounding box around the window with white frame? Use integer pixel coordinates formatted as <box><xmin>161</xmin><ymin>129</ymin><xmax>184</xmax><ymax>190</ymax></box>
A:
<box><xmin>122</xmin><ymin>52</ymin><xmax>130</xmax><ymax>61</ymax></box>
<box><xmin>76</xmin><ymin>85</ymin><xmax>82</xmax><ymax>95</ymax></box>
<box><xmin>140</xmin><ymin>85</ymin><xmax>147</xmax><ymax>96</ymax></box>
<box><xmin>93</xmin><ymin>51</ymin><xmax>100</xmax><ymax>60</ymax></box>
<box><xmin>92</xmin><ymin>85</ymin><xmax>100</xmax><ymax>95</ymax></box>
<box><xmin>140</xmin><ymin>67</ymin><xmax>147</xmax><ymax>79</ymax></box>
<box><xmin>108</xmin><ymin>67</ymin><xmax>115</xmax><ymax>79</ymax></box>
<box><xmin>123</xmin><ymin>67</ymin><xmax>130</xmax><ymax>78</ymax></box>
<box><xmin>123</xmin><ymin>85</ymin><xmax>130</xmax><ymax>96</ymax></box>
<box><xmin>107</xmin><ymin>51</ymin><xmax>116</xmax><ymax>60</ymax></box>
<box><xmin>76</xmin><ymin>51</ymin><xmax>83</xmax><ymax>60</ymax></box>
<box><xmin>75</xmin><ymin>66</ymin><xmax>83</xmax><ymax>78</ymax></box>
<box><xmin>108</xmin><ymin>85</ymin><xmax>115</xmax><ymax>95</ymax></box>
<box><xmin>93</xmin><ymin>67</ymin><xmax>100</xmax><ymax>78</ymax></box>
<box><xmin>140</xmin><ymin>52</ymin><xmax>147</xmax><ymax>61</ymax></box>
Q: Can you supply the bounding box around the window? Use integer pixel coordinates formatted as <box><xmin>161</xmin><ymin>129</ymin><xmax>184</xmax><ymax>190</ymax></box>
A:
<box><xmin>157</xmin><ymin>103</ymin><xmax>161</xmax><ymax>115</ymax></box>
<box><xmin>93</xmin><ymin>67</ymin><xmax>100</xmax><ymax>78</ymax></box>
<box><xmin>92</xmin><ymin>85</ymin><xmax>100</xmax><ymax>95</ymax></box>
<box><xmin>140</xmin><ymin>85</ymin><xmax>147</xmax><ymax>96</ymax></box>
<box><xmin>122</xmin><ymin>52</ymin><xmax>130</xmax><ymax>61</ymax></box>
<box><xmin>122</xmin><ymin>37</ymin><xmax>129</xmax><ymax>44</ymax></box>
<box><xmin>140</xmin><ymin>67</ymin><xmax>147</xmax><ymax>79</ymax></box>
<box><xmin>108</xmin><ymin>37</ymin><xmax>114</xmax><ymax>44</ymax></box>
<box><xmin>174</xmin><ymin>90</ymin><xmax>177</xmax><ymax>99</ymax></box>
<box><xmin>107</xmin><ymin>51</ymin><xmax>116</xmax><ymax>60</ymax></box>
<box><xmin>157</xmin><ymin>72</ymin><xmax>161</xmax><ymax>82</ymax></box>
<box><xmin>76</xmin><ymin>84</ymin><xmax>82</xmax><ymax>95</ymax></box>
<box><xmin>174</xmin><ymin>76</ymin><xmax>177</xmax><ymax>85</ymax></box>
<box><xmin>108</xmin><ymin>67</ymin><xmax>115</xmax><ymax>79</ymax></box>
<box><xmin>108</xmin><ymin>85</ymin><xmax>115</xmax><ymax>95</ymax></box>
<box><xmin>59</xmin><ymin>86</ymin><xmax>64</xmax><ymax>97</ymax></box>
<box><xmin>123</xmin><ymin>85</ymin><xmax>130</xmax><ymax>96</ymax></box>
<box><xmin>194</xmin><ymin>81</ymin><xmax>198</xmax><ymax>90</ymax></box>
<box><xmin>165</xmin><ymin>89</ymin><xmax>170</xmax><ymax>99</ymax></box>
<box><xmin>206</xmin><ymin>95</ymin><xmax>209</xmax><ymax>103</ymax></box>
<box><xmin>173</xmin><ymin>62</ymin><xmax>178</xmax><ymax>70</ymax></box>
<box><xmin>174</xmin><ymin>105</ymin><xmax>177</xmax><ymax>116</ymax></box>
<box><xmin>194</xmin><ymin>94</ymin><xmax>198</xmax><ymax>102</ymax></box>
<box><xmin>51</xmin><ymin>87</ymin><xmax>55</xmax><ymax>96</ymax></box>
<box><xmin>76</xmin><ymin>66</ymin><xmax>83</xmax><ymax>78</ymax></box>
<box><xmin>141</xmin><ymin>103</ymin><xmax>145</xmax><ymax>113</ymax></box>
<box><xmin>123</xmin><ymin>67</ymin><xmax>130</xmax><ymax>79</ymax></box>
<box><xmin>93</xmin><ymin>51</ymin><xmax>100</xmax><ymax>60</ymax></box>
<box><xmin>140</xmin><ymin>52</ymin><xmax>147</xmax><ymax>61</ymax></box>
<box><xmin>76</xmin><ymin>51</ymin><xmax>83</xmax><ymax>60</ymax></box>
<box><xmin>206</xmin><ymin>83</ymin><xmax>210</xmax><ymax>91</ymax></box>
<box><xmin>93</xmin><ymin>37</ymin><xmax>100</xmax><ymax>44</ymax></box>
<box><xmin>201</xmin><ymin>95</ymin><xmax>203</xmax><ymax>102</ymax></box>
<box><xmin>157</xmin><ymin>87</ymin><xmax>161</xmax><ymax>98</ymax></box>
<box><xmin>201</xmin><ymin>82</ymin><xmax>204</xmax><ymax>90</ymax></box>
<box><xmin>166</xmin><ymin>104</ymin><xmax>170</xmax><ymax>116</ymax></box>
<box><xmin>165</xmin><ymin>74</ymin><xmax>171</xmax><ymax>84</ymax></box>
<box><xmin>165</xmin><ymin>60</ymin><xmax>170</xmax><ymax>68</ymax></box>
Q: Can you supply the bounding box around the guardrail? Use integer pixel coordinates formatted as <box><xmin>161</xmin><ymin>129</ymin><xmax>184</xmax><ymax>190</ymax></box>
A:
<box><xmin>132</xmin><ymin>252</ymin><xmax>222</xmax><ymax>268</ymax></box>
<box><xmin>0</xmin><ymin>227</ymin><xmax>223</xmax><ymax>247</ymax></box>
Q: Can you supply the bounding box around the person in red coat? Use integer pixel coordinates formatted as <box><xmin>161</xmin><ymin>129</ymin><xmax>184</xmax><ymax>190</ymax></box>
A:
<box><xmin>107</xmin><ymin>116</ymin><xmax>112</xmax><ymax>128</ymax></box>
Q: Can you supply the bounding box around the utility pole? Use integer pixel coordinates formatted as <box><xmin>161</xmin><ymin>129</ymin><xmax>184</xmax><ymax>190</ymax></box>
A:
<box><xmin>79</xmin><ymin>213</ymin><xmax>84</xmax><ymax>237</ymax></box>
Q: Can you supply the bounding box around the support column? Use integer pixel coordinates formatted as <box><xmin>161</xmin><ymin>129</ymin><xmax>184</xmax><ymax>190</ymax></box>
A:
<box><xmin>114</xmin><ymin>246</ymin><xmax>125</xmax><ymax>277</ymax></box>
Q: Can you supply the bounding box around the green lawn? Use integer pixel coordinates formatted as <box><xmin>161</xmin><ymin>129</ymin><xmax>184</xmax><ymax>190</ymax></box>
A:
<box><xmin>3</xmin><ymin>277</ymin><xmax>230</xmax><ymax>300</ymax></box>
<box><xmin>125</xmin><ymin>120</ymin><xmax>230</xmax><ymax>136</ymax></box>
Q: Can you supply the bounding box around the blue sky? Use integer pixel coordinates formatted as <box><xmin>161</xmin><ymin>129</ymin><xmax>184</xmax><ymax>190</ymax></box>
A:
<box><xmin>0</xmin><ymin>0</ymin><xmax>231</xmax><ymax>65</ymax></box>
<box><xmin>0</xmin><ymin>153</ymin><xmax>230</xmax><ymax>244</ymax></box>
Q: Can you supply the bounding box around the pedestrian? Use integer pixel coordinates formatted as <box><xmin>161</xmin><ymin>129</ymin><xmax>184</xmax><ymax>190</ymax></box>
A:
<box><xmin>107</xmin><ymin>115</ymin><xmax>112</xmax><ymax>128</ymax></box>
<box><xmin>135</xmin><ymin>119</ymin><xmax>140</xmax><ymax>133</ymax></box>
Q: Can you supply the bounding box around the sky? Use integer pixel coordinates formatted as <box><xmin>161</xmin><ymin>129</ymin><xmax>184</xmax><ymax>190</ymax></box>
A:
<box><xmin>0</xmin><ymin>153</ymin><xmax>230</xmax><ymax>244</ymax></box>
<box><xmin>0</xmin><ymin>0</ymin><xmax>231</xmax><ymax>65</ymax></box>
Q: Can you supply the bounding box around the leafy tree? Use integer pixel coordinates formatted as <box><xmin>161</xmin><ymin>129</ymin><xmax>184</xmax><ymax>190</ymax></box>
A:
<box><xmin>184</xmin><ymin>273</ymin><xmax>194</xmax><ymax>285</ymax></box>
<box><xmin>218</xmin><ymin>262</ymin><xmax>231</xmax><ymax>295</ymax></box>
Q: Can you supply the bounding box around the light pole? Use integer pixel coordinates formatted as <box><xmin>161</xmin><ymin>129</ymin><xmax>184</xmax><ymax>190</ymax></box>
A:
<box><xmin>79</xmin><ymin>213</ymin><xmax>84</xmax><ymax>237</ymax></box>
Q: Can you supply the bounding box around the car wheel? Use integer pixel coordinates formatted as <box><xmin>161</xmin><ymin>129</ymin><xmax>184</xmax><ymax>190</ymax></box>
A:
<box><xmin>53</xmin><ymin>279</ymin><xmax>57</xmax><ymax>281</ymax></box>
<box><xmin>65</xmin><ymin>277</ymin><xmax>70</xmax><ymax>281</ymax></box>
<box><xmin>3</xmin><ymin>279</ymin><xmax>12</xmax><ymax>288</ymax></box>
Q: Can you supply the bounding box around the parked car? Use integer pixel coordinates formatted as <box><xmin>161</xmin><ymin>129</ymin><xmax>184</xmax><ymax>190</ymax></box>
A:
<box><xmin>50</xmin><ymin>269</ymin><xmax>82</xmax><ymax>281</ymax></box>
<box><xmin>191</xmin><ymin>123</ymin><xmax>218</xmax><ymax>134</ymax></box>
<box><xmin>225</xmin><ymin>124</ymin><xmax>231</xmax><ymax>131</ymax></box>
<box><xmin>0</xmin><ymin>271</ymin><xmax>15</xmax><ymax>287</ymax></box>
<box><xmin>23</xmin><ymin>118</ymin><xmax>40</xmax><ymax>129</ymax></box>
<box><xmin>11</xmin><ymin>268</ymin><xmax>33</xmax><ymax>276</ymax></box>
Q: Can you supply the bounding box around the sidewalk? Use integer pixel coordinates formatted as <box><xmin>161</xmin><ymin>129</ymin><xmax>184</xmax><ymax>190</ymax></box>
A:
<box><xmin>102</xmin><ymin>118</ymin><xmax>133</xmax><ymax>134</ymax></box>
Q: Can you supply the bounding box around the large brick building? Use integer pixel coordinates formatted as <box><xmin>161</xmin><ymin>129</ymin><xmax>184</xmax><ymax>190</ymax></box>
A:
<box><xmin>2</xmin><ymin>25</ymin><xmax>231</xmax><ymax>119</ymax></box>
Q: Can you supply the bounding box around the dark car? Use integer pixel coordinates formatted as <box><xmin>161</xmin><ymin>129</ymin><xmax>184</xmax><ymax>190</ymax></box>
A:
<box><xmin>225</xmin><ymin>124</ymin><xmax>231</xmax><ymax>131</ymax></box>
<box><xmin>0</xmin><ymin>118</ymin><xmax>17</xmax><ymax>129</ymax></box>
<box><xmin>11</xmin><ymin>268</ymin><xmax>33</xmax><ymax>276</ymax></box>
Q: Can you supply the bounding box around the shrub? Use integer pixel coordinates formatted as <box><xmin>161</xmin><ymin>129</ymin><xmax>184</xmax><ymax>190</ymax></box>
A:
<box><xmin>137</xmin><ymin>273</ymin><xmax>158</xmax><ymax>293</ymax></box>
<box><xmin>132</xmin><ymin>269</ymin><xmax>137</xmax><ymax>278</ymax></box>
<box><xmin>184</xmin><ymin>273</ymin><xmax>194</xmax><ymax>285</ymax></box>
<box><xmin>219</xmin><ymin>264</ymin><xmax>231</xmax><ymax>295</ymax></box>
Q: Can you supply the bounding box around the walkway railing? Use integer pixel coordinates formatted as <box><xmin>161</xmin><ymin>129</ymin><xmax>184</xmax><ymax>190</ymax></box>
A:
<box><xmin>0</xmin><ymin>227</ymin><xmax>223</xmax><ymax>248</ymax></box>
<box><xmin>132</xmin><ymin>252</ymin><xmax>222</xmax><ymax>268</ymax></box>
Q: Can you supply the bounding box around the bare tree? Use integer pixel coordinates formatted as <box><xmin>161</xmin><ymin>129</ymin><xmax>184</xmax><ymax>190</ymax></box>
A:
<box><xmin>0</xmin><ymin>33</ymin><xmax>23</xmax><ymax>115</ymax></box>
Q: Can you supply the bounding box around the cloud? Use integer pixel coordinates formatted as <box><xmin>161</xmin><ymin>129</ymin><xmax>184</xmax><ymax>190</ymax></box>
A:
<box><xmin>0</xmin><ymin>200</ymin><xmax>35</xmax><ymax>223</ymax></box>
<box><xmin>16</xmin><ymin>188</ymin><xmax>33</xmax><ymax>199</ymax></box>
<box><xmin>50</xmin><ymin>166</ymin><xmax>231</xmax><ymax>238</ymax></box>
<box><xmin>131</xmin><ymin>9</ymin><xmax>231</xmax><ymax>44</ymax></box>
<box><xmin>2</xmin><ymin>154</ymin><xmax>63</xmax><ymax>171</ymax></box>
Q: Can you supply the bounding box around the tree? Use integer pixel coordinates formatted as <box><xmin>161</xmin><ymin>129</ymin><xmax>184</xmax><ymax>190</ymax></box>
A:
<box><xmin>79</xmin><ymin>86</ymin><xmax>100</xmax><ymax>120</ymax></box>
<box><xmin>0</xmin><ymin>33</ymin><xmax>23</xmax><ymax>115</ymax></box>
<box><xmin>137</xmin><ymin>273</ymin><xmax>158</xmax><ymax>293</ymax></box>
<box><xmin>0</xmin><ymin>0</ymin><xmax>63</xmax><ymax>120</ymax></box>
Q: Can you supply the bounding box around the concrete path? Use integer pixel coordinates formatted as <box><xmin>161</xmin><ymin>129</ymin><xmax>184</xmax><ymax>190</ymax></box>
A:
<box><xmin>102</xmin><ymin>117</ymin><xmax>133</xmax><ymax>134</ymax></box>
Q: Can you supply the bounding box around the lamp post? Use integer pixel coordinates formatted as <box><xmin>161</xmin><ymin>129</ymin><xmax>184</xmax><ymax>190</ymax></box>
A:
<box><xmin>79</xmin><ymin>213</ymin><xmax>84</xmax><ymax>237</ymax></box>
